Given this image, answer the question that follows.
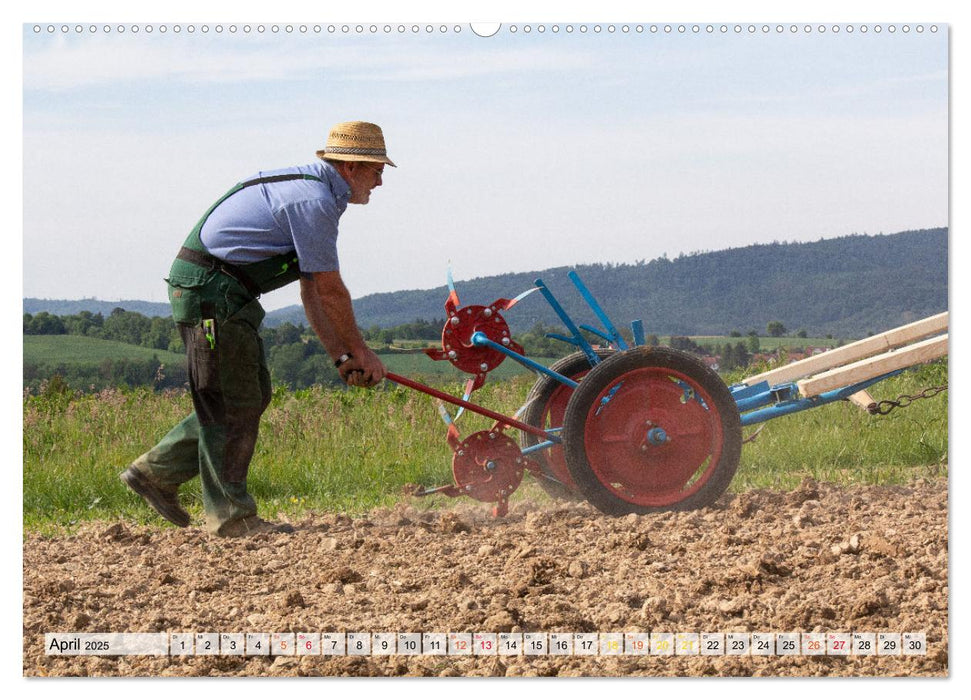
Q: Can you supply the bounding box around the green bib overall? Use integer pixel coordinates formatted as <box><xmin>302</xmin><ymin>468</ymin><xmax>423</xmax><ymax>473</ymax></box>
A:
<box><xmin>135</xmin><ymin>174</ymin><xmax>323</xmax><ymax>534</ymax></box>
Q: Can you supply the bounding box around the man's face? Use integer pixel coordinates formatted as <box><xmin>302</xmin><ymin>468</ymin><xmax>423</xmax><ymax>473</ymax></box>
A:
<box><xmin>345</xmin><ymin>161</ymin><xmax>384</xmax><ymax>205</ymax></box>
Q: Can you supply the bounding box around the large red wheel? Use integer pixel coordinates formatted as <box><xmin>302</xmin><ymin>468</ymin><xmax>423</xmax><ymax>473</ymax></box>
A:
<box><xmin>519</xmin><ymin>350</ymin><xmax>614</xmax><ymax>500</ymax></box>
<box><xmin>562</xmin><ymin>347</ymin><xmax>741</xmax><ymax>515</ymax></box>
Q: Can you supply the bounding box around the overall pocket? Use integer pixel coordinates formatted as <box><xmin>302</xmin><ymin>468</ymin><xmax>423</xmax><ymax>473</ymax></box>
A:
<box><xmin>180</xmin><ymin>322</ymin><xmax>220</xmax><ymax>393</ymax></box>
<box><xmin>166</xmin><ymin>260</ymin><xmax>216</xmax><ymax>324</ymax></box>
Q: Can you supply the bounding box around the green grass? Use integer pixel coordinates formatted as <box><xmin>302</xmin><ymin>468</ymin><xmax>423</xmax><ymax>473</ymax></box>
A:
<box><xmin>732</xmin><ymin>360</ymin><xmax>948</xmax><ymax>491</ymax></box>
<box><xmin>24</xmin><ymin>335</ymin><xmax>186</xmax><ymax>366</ymax></box>
<box><xmin>22</xmin><ymin>378</ymin><xmax>531</xmax><ymax>533</ymax></box>
<box><xmin>23</xmin><ymin>360</ymin><xmax>947</xmax><ymax>534</ymax></box>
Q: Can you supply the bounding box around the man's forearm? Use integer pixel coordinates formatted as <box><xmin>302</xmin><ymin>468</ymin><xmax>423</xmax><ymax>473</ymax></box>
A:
<box><xmin>300</xmin><ymin>273</ymin><xmax>369</xmax><ymax>360</ymax></box>
<box><xmin>300</xmin><ymin>278</ymin><xmax>344</xmax><ymax>359</ymax></box>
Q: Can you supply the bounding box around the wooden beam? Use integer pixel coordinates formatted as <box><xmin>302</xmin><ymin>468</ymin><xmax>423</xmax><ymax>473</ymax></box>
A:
<box><xmin>847</xmin><ymin>389</ymin><xmax>876</xmax><ymax>412</ymax></box>
<box><xmin>742</xmin><ymin>312</ymin><xmax>948</xmax><ymax>387</ymax></box>
<box><xmin>796</xmin><ymin>334</ymin><xmax>948</xmax><ymax>398</ymax></box>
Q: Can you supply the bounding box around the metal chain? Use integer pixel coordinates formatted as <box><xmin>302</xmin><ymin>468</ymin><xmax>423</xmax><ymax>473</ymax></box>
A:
<box><xmin>866</xmin><ymin>384</ymin><xmax>948</xmax><ymax>415</ymax></box>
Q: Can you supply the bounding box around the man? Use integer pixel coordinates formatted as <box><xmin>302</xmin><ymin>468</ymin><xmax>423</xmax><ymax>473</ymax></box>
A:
<box><xmin>120</xmin><ymin>121</ymin><xmax>391</xmax><ymax>537</ymax></box>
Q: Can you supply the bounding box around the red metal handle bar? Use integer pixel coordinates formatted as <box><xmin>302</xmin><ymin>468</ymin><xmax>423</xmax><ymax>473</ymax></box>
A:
<box><xmin>385</xmin><ymin>372</ymin><xmax>551</xmax><ymax>440</ymax></box>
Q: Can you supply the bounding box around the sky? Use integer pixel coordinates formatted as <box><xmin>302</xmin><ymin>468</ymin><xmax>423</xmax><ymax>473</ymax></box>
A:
<box><xmin>21</xmin><ymin>15</ymin><xmax>948</xmax><ymax>312</ymax></box>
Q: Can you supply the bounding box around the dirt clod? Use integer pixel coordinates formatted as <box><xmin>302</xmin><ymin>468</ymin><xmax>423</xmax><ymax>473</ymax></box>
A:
<box><xmin>439</xmin><ymin>513</ymin><xmax>471</xmax><ymax>533</ymax></box>
<box><xmin>322</xmin><ymin>567</ymin><xmax>362</xmax><ymax>584</ymax></box>
<box><xmin>283</xmin><ymin>591</ymin><xmax>306</xmax><ymax>608</ymax></box>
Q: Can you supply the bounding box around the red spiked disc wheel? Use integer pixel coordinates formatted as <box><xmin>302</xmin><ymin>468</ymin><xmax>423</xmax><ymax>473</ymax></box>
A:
<box><xmin>424</xmin><ymin>304</ymin><xmax>524</xmax><ymax>389</ymax></box>
<box><xmin>519</xmin><ymin>350</ymin><xmax>614</xmax><ymax>500</ymax></box>
<box><xmin>562</xmin><ymin>347</ymin><xmax>741</xmax><ymax>514</ymax></box>
<box><xmin>452</xmin><ymin>430</ymin><xmax>526</xmax><ymax>504</ymax></box>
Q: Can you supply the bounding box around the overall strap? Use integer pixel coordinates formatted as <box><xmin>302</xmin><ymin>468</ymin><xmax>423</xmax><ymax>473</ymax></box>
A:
<box><xmin>178</xmin><ymin>173</ymin><xmax>325</xmax><ymax>296</ymax></box>
<box><xmin>186</xmin><ymin>173</ymin><xmax>324</xmax><ymax>250</ymax></box>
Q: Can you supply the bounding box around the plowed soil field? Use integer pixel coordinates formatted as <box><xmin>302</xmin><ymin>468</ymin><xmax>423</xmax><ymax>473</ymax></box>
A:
<box><xmin>23</xmin><ymin>478</ymin><xmax>948</xmax><ymax>677</ymax></box>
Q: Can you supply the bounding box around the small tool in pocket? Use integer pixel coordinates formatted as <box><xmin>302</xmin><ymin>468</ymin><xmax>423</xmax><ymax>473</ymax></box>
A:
<box><xmin>203</xmin><ymin>318</ymin><xmax>217</xmax><ymax>350</ymax></box>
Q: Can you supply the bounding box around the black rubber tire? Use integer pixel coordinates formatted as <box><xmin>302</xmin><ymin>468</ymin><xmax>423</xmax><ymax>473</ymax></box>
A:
<box><xmin>520</xmin><ymin>349</ymin><xmax>614</xmax><ymax>500</ymax></box>
<box><xmin>562</xmin><ymin>346</ymin><xmax>741</xmax><ymax>515</ymax></box>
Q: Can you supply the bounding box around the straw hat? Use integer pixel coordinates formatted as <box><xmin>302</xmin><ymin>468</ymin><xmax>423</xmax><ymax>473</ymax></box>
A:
<box><xmin>316</xmin><ymin>121</ymin><xmax>396</xmax><ymax>167</ymax></box>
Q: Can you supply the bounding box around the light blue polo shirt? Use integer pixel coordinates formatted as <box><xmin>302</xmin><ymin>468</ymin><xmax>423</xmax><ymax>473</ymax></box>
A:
<box><xmin>199</xmin><ymin>160</ymin><xmax>351</xmax><ymax>273</ymax></box>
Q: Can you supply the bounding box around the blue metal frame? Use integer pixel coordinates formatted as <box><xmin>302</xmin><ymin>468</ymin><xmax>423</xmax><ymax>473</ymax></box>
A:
<box><xmin>470</xmin><ymin>331</ymin><xmax>579</xmax><ymax>389</ymax></box>
<box><xmin>521</xmin><ymin>439</ymin><xmax>559</xmax><ymax>455</ymax></box>
<box><xmin>568</xmin><ymin>271</ymin><xmax>630</xmax><ymax>350</ymax></box>
<box><xmin>460</xmin><ymin>271</ymin><xmax>915</xmax><ymax>453</ymax></box>
<box><xmin>534</xmin><ymin>277</ymin><xmax>602</xmax><ymax>365</ymax></box>
<box><xmin>735</xmin><ymin>370</ymin><xmax>903</xmax><ymax>426</ymax></box>
<box><xmin>471</xmin><ymin>273</ymin><xmax>648</xmax><ymax>391</ymax></box>
<box><xmin>536</xmin><ymin>273</ymin><xmax>911</xmax><ymax>429</ymax></box>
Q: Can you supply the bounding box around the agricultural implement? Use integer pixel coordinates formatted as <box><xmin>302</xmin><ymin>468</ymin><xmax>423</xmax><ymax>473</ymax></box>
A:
<box><xmin>384</xmin><ymin>271</ymin><xmax>948</xmax><ymax>517</ymax></box>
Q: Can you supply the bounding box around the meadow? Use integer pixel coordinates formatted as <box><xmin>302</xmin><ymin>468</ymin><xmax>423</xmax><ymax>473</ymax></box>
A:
<box><xmin>23</xmin><ymin>335</ymin><xmax>186</xmax><ymax>366</ymax></box>
<box><xmin>23</xmin><ymin>333</ymin><xmax>544</xmax><ymax>386</ymax></box>
<box><xmin>23</xmin><ymin>358</ymin><xmax>947</xmax><ymax>534</ymax></box>
<box><xmin>24</xmin><ymin>332</ymin><xmax>841</xmax><ymax>381</ymax></box>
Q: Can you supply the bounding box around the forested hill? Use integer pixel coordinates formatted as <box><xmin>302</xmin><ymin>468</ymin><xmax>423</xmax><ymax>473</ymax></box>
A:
<box><xmin>323</xmin><ymin>228</ymin><xmax>949</xmax><ymax>338</ymax></box>
<box><xmin>25</xmin><ymin>228</ymin><xmax>947</xmax><ymax>338</ymax></box>
<box><xmin>22</xmin><ymin>298</ymin><xmax>172</xmax><ymax>318</ymax></box>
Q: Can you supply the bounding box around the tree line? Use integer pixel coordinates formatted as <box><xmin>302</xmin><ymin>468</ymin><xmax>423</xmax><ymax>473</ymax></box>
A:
<box><xmin>24</xmin><ymin>308</ymin><xmax>823</xmax><ymax>393</ymax></box>
<box><xmin>23</xmin><ymin>310</ymin><xmax>452</xmax><ymax>392</ymax></box>
<box><xmin>337</xmin><ymin>228</ymin><xmax>947</xmax><ymax>338</ymax></box>
<box><xmin>24</xmin><ymin>309</ymin><xmax>183</xmax><ymax>352</ymax></box>
<box><xmin>24</xmin><ymin>357</ymin><xmax>185</xmax><ymax>393</ymax></box>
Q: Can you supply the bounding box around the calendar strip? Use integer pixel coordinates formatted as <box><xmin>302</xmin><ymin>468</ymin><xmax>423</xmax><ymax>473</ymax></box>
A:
<box><xmin>44</xmin><ymin>632</ymin><xmax>928</xmax><ymax>657</ymax></box>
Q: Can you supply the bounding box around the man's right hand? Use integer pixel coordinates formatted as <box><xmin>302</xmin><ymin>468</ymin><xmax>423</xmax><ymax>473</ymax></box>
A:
<box><xmin>301</xmin><ymin>272</ymin><xmax>389</xmax><ymax>389</ymax></box>
<box><xmin>338</xmin><ymin>347</ymin><xmax>387</xmax><ymax>387</ymax></box>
